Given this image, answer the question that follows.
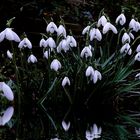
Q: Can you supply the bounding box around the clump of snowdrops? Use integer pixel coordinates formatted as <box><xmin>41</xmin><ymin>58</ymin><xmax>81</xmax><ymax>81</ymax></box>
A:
<box><xmin>0</xmin><ymin>10</ymin><xmax>140</xmax><ymax>139</ymax></box>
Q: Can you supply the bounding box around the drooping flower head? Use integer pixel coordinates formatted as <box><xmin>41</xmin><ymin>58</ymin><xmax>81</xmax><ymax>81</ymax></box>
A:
<box><xmin>116</xmin><ymin>13</ymin><xmax>126</xmax><ymax>25</ymax></box>
<box><xmin>0</xmin><ymin>82</ymin><xmax>14</xmax><ymax>101</ymax></box>
<box><xmin>18</xmin><ymin>37</ymin><xmax>32</xmax><ymax>49</ymax></box>
<box><xmin>0</xmin><ymin>28</ymin><xmax>20</xmax><ymax>42</ymax></box>
<box><xmin>0</xmin><ymin>106</ymin><xmax>14</xmax><ymax>126</ymax></box>
<box><xmin>46</xmin><ymin>22</ymin><xmax>57</xmax><ymax>34</ymax></box>
<box><xmin>50</xmin><ymin>59</ymin><xmax>62</xmax><ymax>71</ymax></box>
<box><xmin>27</xmin><ymin>54</ymin><xmax>37</xmax><ymax>63</ymax></box>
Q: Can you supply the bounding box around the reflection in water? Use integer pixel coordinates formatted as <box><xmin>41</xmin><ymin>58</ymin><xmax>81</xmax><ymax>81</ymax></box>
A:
<box><xmin>0</xmin><ymin>102</ymin><xmax>140</xmax><ymax>139</ymax></box>
<box><xmin>0</xmin><ymin>106</ymin><xmax>14</xmax><ymax>126</ymax></box>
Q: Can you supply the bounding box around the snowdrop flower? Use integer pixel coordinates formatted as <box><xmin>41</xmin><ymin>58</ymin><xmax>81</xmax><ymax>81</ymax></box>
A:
<box><xmin>18</xmin><ymin>37</ymin><xmax>32</xmax><ymax>49</ymax></box>
<box><xmin>66</xmin><ymin>35</ymin><xmax>77</xmax><ymax>47</ymax></box>
<box><xmin>62</xmin><ymin>77</ymin><xmax>70</xmax><ymax>87</ymax></box>
<box><xmin>39</xmin><ymin>38</ymin><xmax>46</xmax><ymax>47</ymax></box>
<box><xmin>7</xmin><ymin>50</ymin><xmax>13</xmax><ymax>59</ymax></box>
<box><xmin>115</xmin><ymin>13</ymin><xmax>126</xmax><ymax>25</ymax></box>
<box><xmin>82</xmin><ymin>25</ymin><xmax>90</xmax><ymax>35</ymax></box>
<box><xmin>57</xmin><ymin>25</ymin><xmax>66</xmax><ymax>38</ymax></box>
<box><xmin>136</xmin><ymin>44</ymin><xmax>140</xmax><ymax>52</ymax></box>
<box><xmin>120</xmin><ymin>43</ymin><xmax>132</xmax><ymax>55</ymax></box>
<box><xmin>27</xmin><ymin>54</ymin><xmax>37</xmax><ymax>63</ymax></box>
<box><xmin>97</xmin><ymin>15</ymin><xmax>107</xmax><ymax>27</ymax></box>
<box><xmin>93</xmin><ymin>70</ymin><xmax>102</xmax><ymax>84</ymax></box>
<box><xmin>0</xmin><ymin>106</ymin><xmax>14</xmax><ymax>126</ymax></box>
<box><xmin>0</xmin><ymin>28</ymin><xmax>20</xmax><ymax>42</ymax></box>
<box><xmin>135</xmin><ymin>73</ymin><xmax>140</xmax><ymax>80</ymax></box>
<box><xmin>43</xmin><ymin>50</ymin><xmax>50</xmax><ymax>59</ymax></box>
<box><xmin>0</xmin><ymin>82</ymin><xmax>14</xmax><ymax>101</ymax></box>
<box><xmin>50</xmin><ymin>59</ymin><xmax>62</xmax><ymax>71</ymax></box>
<box><xmin>45</xmin><ymin>37</ymin><xmax>56</xmax><ymax>48</ymax></box>
<box><xmin>86</xmin><ymin>124</ymin><xmax>102</xmax><ymax>140</ymax></box>
<box><xmin>62</xmin><ymin>120</ymin><xmax>70</xmax><ymax>131</ymax></box>
<box><xmin>80</xmin><ymin>47</ymin><xmax>92</xmax><ymax>58</ymax></box>
<box><xmin>57</xmin><ymin>39</ymin><xmax>69</xmax><ymax>53</ymax></box>
<box><xmin>46</xmin><ymin>22</ymin><xmax>57</xmax><ymax>33</ymax></box>
<box><xmin>129</xmin><ymin>18</ymin><xmax>140</xmax><ymax>32</ymax></box>
<box><xmin>103</xmin><ymin>22</ymin><xmax>118</xmax><ymax>34</ymax></box>
<box><xmin>135</xmin><ymin>52</ymin><xmax>140</xmax><ymax>61</ymax></box>
<box><xmin>89</xmin><ymin>28</ymin><xmax>102</xmax><ymax>41</ymax></box>
<box><xmin>86</xmin><ymin>66</ymin><xmax>94</xmax><ymax>78</ymax></box>
<box><xmin>122</xmin><ymin>33</ymin><xmax>131</xmax><ymax>44</ymax></box>
<box><xmin>86</xmin><ymin>67</ymin><xmax>102</xmax><ymax>84</ymax></box>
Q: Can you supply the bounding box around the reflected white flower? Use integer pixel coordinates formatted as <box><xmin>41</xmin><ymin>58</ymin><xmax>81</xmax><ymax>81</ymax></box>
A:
<box><xmin>0</xmin><ymin>28</ymin><xmax>20</xmax><ymax>42</ymax></box>
<box><xmin>82</xmin><ymin>25</ymin><xmax>90</xmax><ymax>35</ymax></box>
<box><xmin>27</xmin><ymin>54</ymin><xmax>37</xmax><ymax>63</ymax></box>
<box><xmin>97</xmin><ymin>15</ymin><xmax>107</xmax><ymax>27</ymax></box>
<box><xmin>18</xmin><ymin>37</ymin><xmax>32</xmax><ymax>49</ymax></box>
<box><xmin>136</xmin><ymin>44</ymin><xmax>140</xmax><ymax>52</ymax></box>
<box><xmin>0</xmin><ymin>106</ymin><xmax>14</xmax><ymax>126</ymax></box>
<box><xmin>115</xmin><ymin>13</ymin><xmax>126</xmax><ymax>25</ymax></box>
<box><xmin>50</xmin><ymin>59</ymin><xmax>62</xmax><ymax>71</ymax></box>
<box><xmin>57</xmin><ymin>25</ymin><xmax>66</xmax><ymax>38</ymax></box>
<box><xmin>103</xmin><ymin>22</ymin><xmax>118</xmax><ymax>34</ymax></box>
<box><xmin>0</xmin><ymin>82</ymin><xmax>14</xmax><ymax>101</ymax></box>
<box><xmin>62</xmin><ymin>77</ymin><xmax>70</xmax><ymax>87</ymax></box>
<box><xmin>81</xmin><ymin>47</ymin><xmax>92</xmax><ymax>58</ymax></box>
<box><xmin>86</xmin><ymin>124</ymin><xmax>102</xmax><ymax>140</ymax></box>
<box><xmin>7</xmin><ymin>50</ymin><xmax>13</xmax><ymax>59</ymax></box>
<box><xmin>45</xmin><ymin>37</ymin><xmax>56</xmax><ymax>48</ymax></box>
<box><xmin>39</xmin><ymin>38</ymin><xmax>46</xmax><ymax>47</ymax></box>
<box><xmin>135</xmin><ymin>52</ymin><xmax>140</xmax><ymax>61</ymax></box>
<box><xmin>90</xmin><ymin>28</ymin><xmax>102</xmax><ymax>41</ymax></box>
<box><xmin>120</xmin><ymin>43</ymin><xmax>132</xmax><ymax>55</ymax></box>
<box><xmin>66</xmin><ymin>35</ymin><xmax>77</xmax><ymax>47</ymax></box>
<box><xmin>46</xmin><ymin>22</ymin><xmax>57</xmax><ymax>33</ymax></box>
<box><xmin>122</xmin><ymin>33</ymin><xmax>131</xmax><ymax>44</ymax></box>
<box><xmin>43</xmin><ymin>50</ymin><xmax>50</xmax><ymax>59</ymax></box>
<box><xmin>62</xmin><ymin>120</ymin><xmax>70</xmax><ymax>131</ymax></box>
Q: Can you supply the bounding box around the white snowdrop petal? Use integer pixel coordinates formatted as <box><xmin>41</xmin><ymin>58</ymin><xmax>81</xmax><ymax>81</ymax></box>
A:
<box><xmin>136</xmin><ymin>44</ymin><xmax>140</xmax><ymax>52</ymax></box>
<box><xmin>81</xmin><ymin>47</ymin><xmax>92</xmax><ymax>58</ymax></box>
<box><xmin>82</xmin><ymin>26</ymin><xmax>90</xmax><ymax>35</ymax></box>
<box><xmin>5</xmin><ymin>28</ymin><xmax>14</xmax><ymax>41</ymax></box>
<box><xmin>11</xmin><ymin>30</ymin><xmax>21</xmax><ymax>42</ymax></box>
<box><xmin>2</xmin><ymin>106</ymin><xmax>14</xmax><ymax>125</ymax></box>
<box><xmin>50</xmin><ymin>59</ymin><xmax>62</xmax><ymax>71</ymax></box>
<box><xmin>62</xmin><ymin>77</ymin><xmax>70</xmax><ymax>87</ymax></box>
<box><xmin>97</xmin><ymin>15</ymin><xmax>107</xmax><ymax>27</ymax></box>
<box><xmin>0</xmin><ymin>30</ymin><xmax>5</xmax><ymax>42</ymax></box>
<box><xmin>39</xmin><ymin>38</ymin><xmax>46</xmax><ymax>47</ymax></box>
<box><xmin>25</xmin><ymin>38</ymin><xmax>32</xmax><ymax>49</ymax></box>
<box><xmin>28</xmin><ymin>54</ymin><xmax>37</xmax><ymax>63</ymax></box>
<box><xmin>7</xmin><ymin>50</ymin><xmax>13</xmax><ymax>59</ymax></box>
<box><xmin>18</xmin><ymin>40</ymin><xmax>25</xmax><ymax>48</ymax></box>
<box><xmin>135</xmin><ymin>52</ymin><xmax>140</xmax><ymax>61</ymax></box>
<box><xmin>62</xmin><ymin>121</ymin><xmax>70</xmax><ymax>131</ymax></box>
<box><xmin>1</xmin><ymin>82</ymin><xmax>14</xmax><ymax>101</ymax></box>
